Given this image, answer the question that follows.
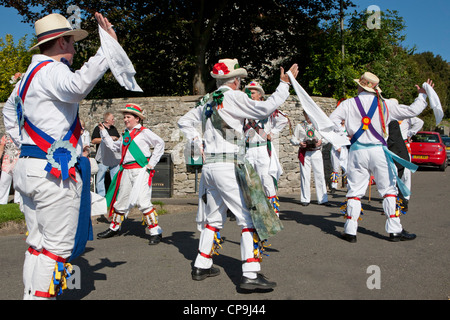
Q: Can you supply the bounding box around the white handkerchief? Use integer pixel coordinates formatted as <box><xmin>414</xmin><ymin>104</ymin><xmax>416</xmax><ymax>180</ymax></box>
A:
<box><xmin>287</xmin><ymin>71</ymin><xmax>350</xmax><ymax>148</ymax></box>
<box><xmin>99</xmin><ymin>26</ymin><xmax>143</xmax><ymax>92</ymax></box>
<box><xmin>423</xmin><ymin>82</ymin><xmax>443</xmax><ymax>125</ymax></box>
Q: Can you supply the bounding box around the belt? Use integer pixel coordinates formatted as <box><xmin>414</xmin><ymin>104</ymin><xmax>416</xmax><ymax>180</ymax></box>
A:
<box><xmin>205</xmin><ymin>153</ymin><xmax>239</xmax><ymax>164</ymax></box>
<box><xmin>246</xmin><ymin>141</ymin><xmax>267</xmax><ymax>148</ymax></box>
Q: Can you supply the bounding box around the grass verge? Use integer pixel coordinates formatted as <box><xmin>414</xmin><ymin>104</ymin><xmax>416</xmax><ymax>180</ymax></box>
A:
<box><xmin>0</xmin><ymin>203</ymin><xmax>25</xmax><ymax>226</ymax></box>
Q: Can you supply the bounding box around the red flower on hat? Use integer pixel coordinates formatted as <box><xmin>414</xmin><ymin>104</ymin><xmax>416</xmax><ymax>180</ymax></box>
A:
<box><xmin>212</xmin><ymin>63</ymin><xmax>230</xmax><ymax>76</ymax></box>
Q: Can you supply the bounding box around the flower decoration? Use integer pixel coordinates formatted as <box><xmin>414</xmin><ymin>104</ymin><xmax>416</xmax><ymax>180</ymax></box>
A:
<box><xmin>9</xmin><ymin>73</ymin><xmax>23</xmax><ymax>85</ymax></box>
<box><xmin>362</xmin><ymin>116</ymin><xmax>371</xmax><ymax>130</ymax></box>
<box><xmin>46</xmin><ymin>140</ymin><xmax>77</xmax><ymax>178</ymax></box>
<box><xmin>212</xmin><ymin>90</ymin><xmax>224</xmax><ymax>105</ymax></box>
<box><xmin>212</xmin><ymin>62</ymin><xmax>230</xmax><ymax>76</ymax></box>
<box><xmin>122</xmin><ymin>130</ymin><xmax>131</xmax><ymax>146</ymax></box>
<box><xmin>204</xmin><ymin>103</ymin><xmax>213</xmax><ymax>119</ymax></box>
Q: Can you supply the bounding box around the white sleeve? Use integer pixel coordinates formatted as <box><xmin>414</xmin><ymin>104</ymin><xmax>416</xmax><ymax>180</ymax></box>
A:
<box><xmin>229</xmin><ymin>82</ymin><xmax>290</xmax><ymax>120</ymax></box>
<box><xmin>177</xmin><ymin>106</ymin><xmax>203</xmax><ymax>141</ymax></box>
<box><xmin>408</xmin><ymin>117</ymin><xmax>424</xmax><ymax>137</ymax></box>
<box><xmin>270</xmin><ymin>112</ymin><xmax>289</xmax><ymax>135</ymax></box>
<box><xmin>388</xmin><ymin>94</ymin><xmax>428</xmax><ymax>121</ymax></box>
<box><xmin>100</xmin><ymin>128</ymin><xmax>122</xmax><ymax>153</ymax></box>
<box><xmin>45</xmin><ymin>48</ymin><xmax>109</xmax><ymax>103</ymax></box>
<box><xmin>146</xmin><ymin>130</ymin><xmax>165</xmax><ymax>168</ymax></box>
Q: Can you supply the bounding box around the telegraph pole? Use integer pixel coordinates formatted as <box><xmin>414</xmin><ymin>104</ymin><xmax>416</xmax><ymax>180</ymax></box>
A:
<box><xmin>340</xmin><ymin>0</ymin><xmax>346</xmax><ymax>96</ymax></box>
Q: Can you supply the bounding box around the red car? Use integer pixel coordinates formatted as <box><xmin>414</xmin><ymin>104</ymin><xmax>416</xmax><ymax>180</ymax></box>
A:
<box><xmin>410</xmin><ymin>131</ymin><xmax>448</xmax><ymax>171</ymax></box>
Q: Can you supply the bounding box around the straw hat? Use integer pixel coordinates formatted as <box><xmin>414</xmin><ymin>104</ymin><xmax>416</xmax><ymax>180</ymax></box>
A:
<box><xmin>29</xmin><ymin>13</ymin><xmax>88</xmax><ymax>51</ymax></box>
<box><xmin>245</xmin><ymin>80</ymin><xmax>265</xmax><ymax>95</ymax></box>
<box><xmin>354</xmin><ymin>72</ymin><xmax>382</xmax><ymax>93</ymax></box>
<box><xmin>120</xmin><ymin>104</ymin><xmax>145</xmax><ymax>120</ymax></box>
<box><xmin>210</xmin><ymin>58</ymin><xmax>248</xmax><ymax>79</ymax></box>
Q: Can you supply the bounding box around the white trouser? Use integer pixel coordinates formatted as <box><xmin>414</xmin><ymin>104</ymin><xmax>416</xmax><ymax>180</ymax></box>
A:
<box><xmin>0</xmin><ymin>171</ymin><xmax>13</xmax><ymax>204</ymax></box>
<box><xmin>330</xmin><ymin>147</ymin><xmax>348</xmax><ymax>189</ymax></box>
<box><xmin>245</xmin><ymin>145</ymin><xmax>276</xmax><ymax>197</ymax></box>
<box><xmin>401</xmin><ymin>169</ymin><xmax>412</xmax><ymax>200</ymax></box>
<box><xmin>110</xmin><ymin>167</ymin><xmax>162</xmax><ymax>235</ymax></box>
<box><xmin>344</xmin><ymin>147</ymin><xmax>402</xmax><ymax>235</ymax></box>
<box><xmin>300</xmin><ymin>150</ymin><xmax>328</xmax><ymax>204</ymax></box>
<box><xmin>194</xmin><ymin>163</ymin><xmax>260</xmax><ymax>276</ymax></box>
<box><xmin>14</xmin><ymin>158</ymin><xmax>81</xmax><ymax>300</ymax></box>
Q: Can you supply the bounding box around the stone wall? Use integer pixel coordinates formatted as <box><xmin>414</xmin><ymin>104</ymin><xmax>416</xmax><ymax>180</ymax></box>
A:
<box><xmin>1</xmin><ymin>94</ymin><xmax>338</xmax><ymax>197</ymax></box>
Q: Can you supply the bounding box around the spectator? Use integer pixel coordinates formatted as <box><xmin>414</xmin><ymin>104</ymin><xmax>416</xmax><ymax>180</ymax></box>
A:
<box><xmin>0</xmin><ymin>134</ymin><xmax>20</xmax><ymax>204</ymax></box>
<box><xmin>91</xmin><ymin>112</ymin><xmax>121</xmax><ymax>196</ymax></box>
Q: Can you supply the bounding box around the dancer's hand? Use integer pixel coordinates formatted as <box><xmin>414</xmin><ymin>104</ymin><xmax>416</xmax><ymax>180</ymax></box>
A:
<box><xmin>415</xmin><ymin>79</ymin><xmax>434</xmax><ymax>94</ymax></box>
<box><xmin>280</xmin><ymin>63</ymin><xmax>299</xmax><ymax>83</ymax></box>
<box><xmin>95</xmin><ymin>12</ymin><xmax>117</xmax><ymax>41</ymax></box>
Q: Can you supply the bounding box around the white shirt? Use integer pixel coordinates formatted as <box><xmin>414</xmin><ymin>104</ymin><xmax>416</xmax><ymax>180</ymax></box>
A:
<box><xmin>178</xmin><ymin>82</ymin><xmax>290</xmax><ymax>155</ymax></box>
<box><xmin>329</xmin><ymin>91</ymin><xmax>428</xmax><ymax>145</ymax></box>
<box><xmin>399</xmin><ymin>117</ymin><xmax>424</xmax><ymax>140</ymax></box>
<box><xmin>244</xmin><ymin>110</ymin><xmax>289</xmax><ymax>144</ymax></box>
<box><xmin>290</xmin><ymin>121</ymin><xmax>323</xmax><ymax>146</ymax></box>
<box><xmin>3</xmin><ymin>49</ymin><xmax>109</xmax><ymax>155</ymax></box>
<box><xmin>100</xmin><ymin>124</ymin><xmax>165</xmax><ymax>168</ymax></box>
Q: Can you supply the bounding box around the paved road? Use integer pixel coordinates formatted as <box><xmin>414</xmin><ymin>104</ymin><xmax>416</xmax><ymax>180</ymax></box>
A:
<box><xmin>0</xmin><ymin>168</ymin><xmax>448</xmax><ymax>304</ymax></box>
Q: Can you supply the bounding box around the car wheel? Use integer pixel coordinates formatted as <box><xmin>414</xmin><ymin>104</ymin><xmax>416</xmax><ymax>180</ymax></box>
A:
<box><xmin>439</xmin><ymin>162</ymin><xmax>447</xmax><ymax>171</ymax></box>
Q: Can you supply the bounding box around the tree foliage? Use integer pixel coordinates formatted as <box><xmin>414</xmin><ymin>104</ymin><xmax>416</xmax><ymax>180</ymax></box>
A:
<box><xmin>303</xmin><ymin>8</ymin><xmax>450</xmax><ymax>127</ymax></box>
<box><xmin>0</xmin><ymin>34</ymin><xmax>33</xmax><ymax>102</ymax></box>
<box><xmin>0</xmin><ymin>0</ymin><xmax>348</xmax><ymax>98</ymax></box>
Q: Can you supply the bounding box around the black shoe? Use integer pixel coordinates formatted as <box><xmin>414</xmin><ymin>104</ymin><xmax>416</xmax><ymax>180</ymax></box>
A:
<box><xmin>320</xmin><ymin>202</ymin><xmax>333</xmax><ymax>207</ymax></box>
<box><xmin>300</xmin><ymin>202</ymin><xmax>309</xmax><ymax>206</ymax></box>
<box><xmin>149</xmin><ymin>234</ymin><xmax>162</xmax><ymax>245</ymax></box>
<box><xmin>191</xmin><ymin>266</ymin><xmax>221</xmax><ymax>281</ymax></box>
<box><xmin>342</xmin><ymin>233</ymin><xmax>357</xmax><ymax>243</ymax></box>
<box><xmin>389</xmin><ymin>229</ymin><xmax>416</xmax><ymax>242</ymax></box>
<box><xmin>330</xmin><ymin>188</ymin><xmax>337</xmax><ymax>194</ymax></box>
<box><xmin>97</xmin><ymin>228</ymin><xmax>120</xmax><ymax>239</ymax></box>
<box><xmin>239</xmin><ymin>274</ymin><xmax>277</xmax><ymax>291</ymax></box>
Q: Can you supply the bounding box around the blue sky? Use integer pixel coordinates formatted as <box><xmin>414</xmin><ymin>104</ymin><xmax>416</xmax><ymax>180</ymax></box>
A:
<box><xmin>0</xmin><ymin>1</ymin><xmax>449</xmax><ymax>62</ymax></box>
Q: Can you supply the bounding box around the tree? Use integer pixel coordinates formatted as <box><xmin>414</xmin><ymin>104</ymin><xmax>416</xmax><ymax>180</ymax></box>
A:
<box><xmin>410</xmin><ymin>52</ymin><xmax>450</xmax><ymax>129</ymax></box>
<box><xmin>304</xmin><ymin>9</ymin><xmax>424</xmax><ymax>103</ymax></box>
<box><xmin>0</xmin><ymin>34</ymin><xmax>33</xmax><ymax>102</ymax></box>
<box><xmin>0</xmin><ymin>0</ymin><xmax>350</xmax><ymax>98</ymax></box>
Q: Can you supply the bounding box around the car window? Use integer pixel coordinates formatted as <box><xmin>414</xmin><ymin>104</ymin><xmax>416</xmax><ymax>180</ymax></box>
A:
<box><xmin>412</xmin><ymin>134</ymin><xmax>439</xmax><ymax>143</ymax></box>
<box><xmin>443</xmin><ymin>138</ymin><xmax>450</xmax><ymax>147</ymax></box>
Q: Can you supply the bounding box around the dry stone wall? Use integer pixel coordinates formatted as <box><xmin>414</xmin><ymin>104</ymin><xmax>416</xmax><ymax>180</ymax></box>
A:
<box><xmin>1</xmin><ymin>94</ymin><xmax>339</xmax><ymax>197</ymax></box>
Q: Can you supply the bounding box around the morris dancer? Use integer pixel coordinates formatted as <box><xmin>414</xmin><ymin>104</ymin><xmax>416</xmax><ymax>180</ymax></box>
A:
<box><xmin>329</xmin><ymin>72</ymin><xmax>433</xmax><ymax>243</ymax></box>
<box><xmin>2</xmin><ymin>12</ymin><xmax>116</xmax><ymax>299</ymax></box>
<box><xmin>178</xmin><ymin>58</ymin><xmax>298</xmax><ymax>291</ymax></box>
<box><xmin>290</xmin><ymin>111</ymin><xmax>329</xmax><ymax>206</ymax></box>
<box><xmin>330</xmin><ymin>119</ymin><xmax>349</xmax><ymax>193</ymax></box>
<box><xmin>243</xmin><ymin>80</ymin><xmax>288</xmax><ymax>215</ymax></box>
<box><xmin>96</xmin><ymin>104</ymin><xmax>165</xmax><ymax>245</ymax></box>
<box><xmin>399</xmin><ymin>116</ymin><xmax>424</xmax><ymax>206</ymax></box>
